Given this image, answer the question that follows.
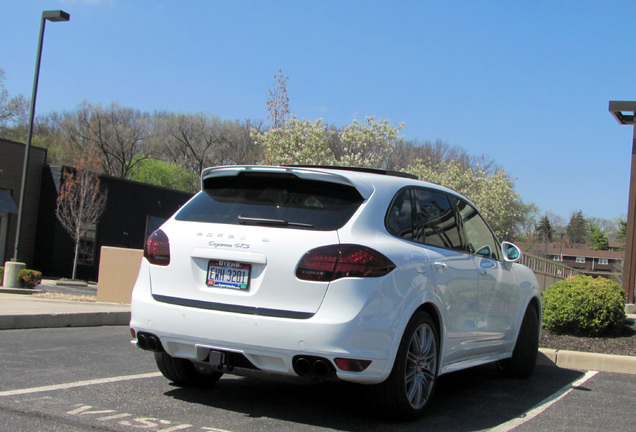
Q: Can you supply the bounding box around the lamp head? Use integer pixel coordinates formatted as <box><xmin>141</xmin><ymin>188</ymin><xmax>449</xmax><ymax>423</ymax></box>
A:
<box><xmin>42</xmin><ymin>10</ymin><xmax>70</xmax><ymax>22</ymax></box>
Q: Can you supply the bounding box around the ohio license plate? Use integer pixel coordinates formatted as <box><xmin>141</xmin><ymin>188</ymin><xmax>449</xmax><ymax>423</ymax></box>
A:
<box><xmin>207</xmin><ymin>260</ymin><xmax>251</xmax><ymax>290</ymax></box>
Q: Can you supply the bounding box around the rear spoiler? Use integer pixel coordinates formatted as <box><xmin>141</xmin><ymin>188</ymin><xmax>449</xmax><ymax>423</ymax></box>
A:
<box><xmin>200</xmin><ymin>165</ymin><xmax>375</xmax><ymax>199</ymax></box>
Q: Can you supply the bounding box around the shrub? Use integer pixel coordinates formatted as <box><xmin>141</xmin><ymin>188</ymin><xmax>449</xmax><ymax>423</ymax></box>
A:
<box><xmin>0</xmin><ymin>267</ymin><xmax>4</xmax><ymax>285</ymax></box>
<box><xmin>17</xmin><ymin>269</ymin><xmax>42</xmax><ymax>289</ymax></box>
<box><xmin>543</xmin><ymin>275</ymin><xmax>627</xmax><ymax>336</ymax></box>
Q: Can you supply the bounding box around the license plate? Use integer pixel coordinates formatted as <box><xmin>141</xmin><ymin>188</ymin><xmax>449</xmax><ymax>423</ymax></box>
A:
<box><xmin>207</xmin><ymin>260</ymin><xmax>251</xmax><ymax>290</ymax></box>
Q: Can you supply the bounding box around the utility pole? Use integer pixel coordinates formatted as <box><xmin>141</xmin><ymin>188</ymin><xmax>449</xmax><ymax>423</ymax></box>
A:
<box><xmin>609</xmin><ymin>101</ymin><xmax>636</xmax><ymax>305</ymax></box>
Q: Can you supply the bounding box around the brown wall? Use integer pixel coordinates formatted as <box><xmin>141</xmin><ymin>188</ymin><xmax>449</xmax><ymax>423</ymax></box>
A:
<box><xmin>96</xmin><ymin>246</ymin><xmax>143</xmax><ymax>303</ymax></box>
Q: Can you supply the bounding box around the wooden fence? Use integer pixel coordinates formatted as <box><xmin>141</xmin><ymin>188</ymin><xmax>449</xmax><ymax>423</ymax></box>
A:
<box><xmin>521</xmin><ymin>253</ymin><xmax>579</xmax><ymax>292</ymax></box>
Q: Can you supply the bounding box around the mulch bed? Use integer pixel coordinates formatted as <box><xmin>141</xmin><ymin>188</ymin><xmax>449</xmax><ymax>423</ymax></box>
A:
<box><xmin>539</xmin><ymin>320</ymin><xmax>636</xmax><ymax>357</ymax></box>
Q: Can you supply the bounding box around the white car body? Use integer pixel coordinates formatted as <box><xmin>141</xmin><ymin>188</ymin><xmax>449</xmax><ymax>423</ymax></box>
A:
<box><xmin>130</xmin><ymin>165</ymin><xmax>541</xmax><ymax>417</ymax></box>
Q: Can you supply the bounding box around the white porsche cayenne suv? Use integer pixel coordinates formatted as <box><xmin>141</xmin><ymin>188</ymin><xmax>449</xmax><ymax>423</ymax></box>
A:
<box><xmin>130</xmin><ymin>165</ymin><xmax>541</xmax><ymax>420</ymax></box>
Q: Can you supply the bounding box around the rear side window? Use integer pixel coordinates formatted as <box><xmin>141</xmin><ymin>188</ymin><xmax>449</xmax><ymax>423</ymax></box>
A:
<box><xmin>386</xmin><ymin>187</ymin><xmax>462</xmax><ymax>250</ymax></box>
<box><xmin>413</xmin><ymin>189</ymin><xmax>462</xmax><ymax>250</ymax></box>
<box><xmin>386</xmin><ymin>189</ymin><xmax>414</xmax><ymax>240</ymax></box>
<box><xmin>175</xmin><ymin>173</ymin><xmax>364</xmax><ymax>231</ymax></box>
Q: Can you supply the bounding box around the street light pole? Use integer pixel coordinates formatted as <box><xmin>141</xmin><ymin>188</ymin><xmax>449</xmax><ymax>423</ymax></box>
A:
<box><xmin>11</xmin><ymin>10</ymin><xmax>70</xmax><ymax>262</ymax></box>
<box><xmin>609</xmin><ymin>101</ymin><xmax>636</xmax><ymax>305</ymax></box>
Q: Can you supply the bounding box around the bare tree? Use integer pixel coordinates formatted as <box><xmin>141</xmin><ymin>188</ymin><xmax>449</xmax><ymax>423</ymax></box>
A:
<box><xmin>0</xmin><ymin>69</ymin><xmax>29</xmax><ymax>139</ymax></box>
<box><xmin>56</xmin><ymin>154</ymin><xmax>108</xmax><ymax>280</ymax></box>
<box><xmin>163</xmin><ymin>113</ymin><xmax>228</xmax><ymax>173</ymax></box>
<box><xmin>266</xmin><ymin>69</ymin><xmax>290</xmax><ymax>129</ymax></box>
<box><xmin>151</xmin><ymin>113</ymin><xmax>264</xmax><ymax>174</ymax></box>
<box><xmin>228</xmin><ymin>119</ymin><xmax>265</xmax><ymax>164</ymax></box>
<box><xmin>61</xmin><ymin>102</ymin><xmax>151</xmax><ymax>178</ymax></box>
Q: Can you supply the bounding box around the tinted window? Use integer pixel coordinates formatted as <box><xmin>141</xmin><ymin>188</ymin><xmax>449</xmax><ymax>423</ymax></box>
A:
<box><xmin>386</xmin><ymin>189</ymin><xmax>414</xmax><ymax>240</ymax></box>
<box><xmin>175</xmin><ymin>173</ymin><xmax>364</xmax><ymax>231</ymax></box>
<box><xmin>413</xmin><ymin>189</ymin><xmax>462</xmax><ymax>249</ymax></box>
<box><xmin>456</xmin><ymin>199</ymin><xmax>501</xmax><ymax>260</ymax></box>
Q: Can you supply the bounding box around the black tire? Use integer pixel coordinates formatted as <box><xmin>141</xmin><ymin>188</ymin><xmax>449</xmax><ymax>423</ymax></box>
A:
<box><xmin>497</xmin><ymin>304</ymin><xmax>539</xmax><ymax>378</ymax></box>
<box><xmin>154</xmin><ymin>352</ymin><xmax>223</xmax><ymax>387</ymax></box>
<box><xmin>367</xmin><ymin>311</ymin><xmax>439</xmax><ymax>421</ymax></box>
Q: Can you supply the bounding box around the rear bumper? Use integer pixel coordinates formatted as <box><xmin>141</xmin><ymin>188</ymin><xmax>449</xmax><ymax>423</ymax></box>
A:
<box><xmin>130</xmin><ymin>266</ymin><xmax>400</xmax><ymax>384</ymax></box>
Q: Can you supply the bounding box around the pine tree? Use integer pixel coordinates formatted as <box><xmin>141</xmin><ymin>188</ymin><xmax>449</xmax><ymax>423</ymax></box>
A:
<box><xmin>566</xmin><ymin>210</ymin><xmax>588</xmax><ymax>246</ymax></box>
<box><xmin>536</xmin><ymin>215</ymin><xmax>554</xmax><ymax>242</ymax></box>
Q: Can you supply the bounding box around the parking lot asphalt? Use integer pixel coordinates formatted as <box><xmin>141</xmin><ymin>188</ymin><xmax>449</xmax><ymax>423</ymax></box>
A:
<box><xmin>1</xmin><ymin>281</ymin><xmax>635</xmax><ymax>376</ymax></box>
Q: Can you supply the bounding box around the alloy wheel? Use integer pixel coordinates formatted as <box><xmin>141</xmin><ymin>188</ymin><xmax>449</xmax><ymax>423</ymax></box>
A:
<box><xmin>404</xmin><ymin>322</ymin><xmax>437</xmax><ymax>409</ymax></box>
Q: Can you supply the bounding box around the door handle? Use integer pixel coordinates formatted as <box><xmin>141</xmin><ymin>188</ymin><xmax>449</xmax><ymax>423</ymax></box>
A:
<box><xmin>434</xmin><ymin>262</ymin><xmax>447</xmax><ymax>270</ymax></box>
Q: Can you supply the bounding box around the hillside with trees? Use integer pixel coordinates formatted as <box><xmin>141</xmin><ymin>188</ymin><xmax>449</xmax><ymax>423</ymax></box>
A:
<box><xmin>0</xmin><ymin>67</ymin><xmax>623</xmax><ymax>243</ymax></box>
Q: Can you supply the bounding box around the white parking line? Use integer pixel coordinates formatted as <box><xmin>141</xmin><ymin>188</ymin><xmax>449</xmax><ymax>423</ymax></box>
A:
<box><xmin>0</xmin><ymin>372</ymin><xmax>162</xmax><ymax>397</ymax></box>
<box><xmin>489</xmin><ymin>370</ymin><xmax>599</xmax><ymax>432</ymax></box>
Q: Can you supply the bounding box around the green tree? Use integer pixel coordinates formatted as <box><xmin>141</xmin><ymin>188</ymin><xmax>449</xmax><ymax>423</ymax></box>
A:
<box><xmin>588</xmin><ymin>227</ymin><xmax>609</xmax><ymax>251</ymax></box>
<box><xmin>566</xmin><ymin>210</ymin><xmax>588</xmax><ymax>246</ymax></box>
<box><xmin>617</xmin><ymin>218</ymin><xmax>627</xmax><ymax>243</ymax></box>
<box><xmin>536</xmin><ymin>215</ymin><xmax>554</xmax><ymax>242</ymax></box>
<box><xmin>128</xmin><ymin>157</ymin><xmax>199</xmax><ymax>193</ymax></box>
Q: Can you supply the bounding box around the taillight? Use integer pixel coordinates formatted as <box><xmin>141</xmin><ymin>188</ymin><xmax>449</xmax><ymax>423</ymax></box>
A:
<box><xmin>296</xmin><ymin>244</ymin><xmax>396</xmax><ymax>281</ymax></box>
<box><xmin>144</xmin><ymin>229</ymin><xmax>170</xmax><ymax>266</ymax></box>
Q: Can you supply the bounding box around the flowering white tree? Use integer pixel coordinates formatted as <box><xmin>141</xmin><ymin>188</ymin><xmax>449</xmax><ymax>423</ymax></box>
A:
<box><xmin>253</xmin><ymin>117</ymin><xmax>334</xmax><ymax>165</ymax></box>
<box><xmin>253</xmin><ymin>116</ymin><xmax>404</xmax><ymax>168</ymax></box>
<box><xmin>337</xmin><ymin>116</ymin><xmax>404</xmax><ymax>167</ymax></box>
<box><xmin>252</xmin><ymin>108</ymin><xmax>530</xmax><ymax>239</ymax></box>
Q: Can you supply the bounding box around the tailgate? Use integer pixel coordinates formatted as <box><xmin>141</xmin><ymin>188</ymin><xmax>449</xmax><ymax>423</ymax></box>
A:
<box><xmin>148</xmin><ymin>222</ymin><xmax>340</xmax><ymax>315</ymax></box>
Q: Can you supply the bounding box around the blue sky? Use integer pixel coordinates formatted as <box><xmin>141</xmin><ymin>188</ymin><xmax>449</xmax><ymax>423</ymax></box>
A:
<box><xmin>1</xmin><ymin>0</ymin><xmax>634</xmax><ymax>222</ymax></box>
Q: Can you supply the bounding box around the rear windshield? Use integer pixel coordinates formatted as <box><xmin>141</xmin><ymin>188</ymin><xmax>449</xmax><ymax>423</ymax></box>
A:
<box><xmin>175</xmin><ymin>173</ymin><xmax>364</xmax><ymax>231</ymax></box>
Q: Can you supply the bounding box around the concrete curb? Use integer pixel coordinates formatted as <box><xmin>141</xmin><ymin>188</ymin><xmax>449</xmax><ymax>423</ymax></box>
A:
<box><xmin>539</xmin><ymin>348</ymin><xmax>636</xmax><ymax>375</ymax></box>
<box><xmin>0</xmin><ymin>311</ymin><xmax>131</xmax><ymax>330</ymax></box>
<box><xmin>41</xmin><ymin>279</ymin><xmax>90</xmax><ymax>287</ymax></box>
<box><xmin>0</xmin><ymin>287</ymin><xmax>44</xmax><ymax>295</ymax></box>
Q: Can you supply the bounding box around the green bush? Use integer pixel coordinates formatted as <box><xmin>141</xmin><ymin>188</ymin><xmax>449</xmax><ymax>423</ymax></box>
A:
<box><xmin>17</xmin><ymin>269</ymin><xmax>42</xmax><ymax>289</ymax></box>
<box><xmin>543</xmin><ymin>275</ymin><xmax>627</xmax><ymax>336</ymax></box>
<box><xmin>0</xmin><ymin>267</ymin><xmax>4</xmax><ymax>285</ymax></box>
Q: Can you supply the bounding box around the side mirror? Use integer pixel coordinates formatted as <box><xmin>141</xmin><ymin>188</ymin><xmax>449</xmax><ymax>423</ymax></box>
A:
<box><xmin>502</xmin><ymin>242</ymin><xmax>522</xmax><ymax>262</ymax></box>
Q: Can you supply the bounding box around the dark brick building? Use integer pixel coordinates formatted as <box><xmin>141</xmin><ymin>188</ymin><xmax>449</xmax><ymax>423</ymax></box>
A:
<box><xmin>0</xmin><ymin>139</ymin><xmax>47</xmax><ymax>266</ymax></box>
<box><xmin>1</xmin><ymin>137</ymin><xmax>193</xmax><ymax>281</ymax></box>
<box><xmin>34</xmin><ymin>166</ymin><xmax>193</xmax><ymax>281</ymax></box>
